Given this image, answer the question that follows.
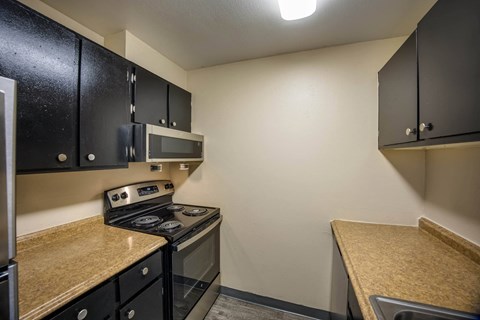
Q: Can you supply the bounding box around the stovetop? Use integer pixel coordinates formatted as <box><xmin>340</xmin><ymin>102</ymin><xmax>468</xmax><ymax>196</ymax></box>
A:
<box><xmin>104</xmin><ymin>180</ymin><xmax>220</xmax><ymax>242</ymax></box>
<box><xmin>108</xmin><ymin>203</ymin><xmax>220</xmax><ymax>242</ymax></box>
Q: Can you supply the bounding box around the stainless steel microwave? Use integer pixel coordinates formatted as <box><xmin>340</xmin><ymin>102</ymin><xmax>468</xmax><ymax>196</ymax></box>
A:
<box><xmin>130</xmin><ymin>124</ymin><xmax>203</xmax><ymax>162</ymax></box>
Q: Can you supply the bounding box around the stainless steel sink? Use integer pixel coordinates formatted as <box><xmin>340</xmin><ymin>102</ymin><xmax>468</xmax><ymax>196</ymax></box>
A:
<box><xmin>369</xmin><ymin>296</ymin><xmax>479</xmax><ymax>320</ymax></box>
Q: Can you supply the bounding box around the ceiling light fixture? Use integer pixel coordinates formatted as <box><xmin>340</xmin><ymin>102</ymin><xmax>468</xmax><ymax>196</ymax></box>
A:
<box><xmin>278</xmin><ymin>0</ymin><xmax>317</xmax><ymax>21</ymax></box>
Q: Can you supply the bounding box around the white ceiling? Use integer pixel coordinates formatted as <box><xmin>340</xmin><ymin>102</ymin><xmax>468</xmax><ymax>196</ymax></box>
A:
<box><xmin>41</xmin><ymin>0</ymin><xmax>436</xmax><ymax>70</ymax></box>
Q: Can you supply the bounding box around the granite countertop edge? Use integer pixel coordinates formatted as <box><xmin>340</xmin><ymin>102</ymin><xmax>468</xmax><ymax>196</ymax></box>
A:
<box><xmin>17</xmin><ymin>216</ymin><xmax>168</xmax><ymax>320</ymax></box>
<box><xmin>331</xmin><ymin>218</ymin><xmax>480</xmax><ymax>320</ymax></box>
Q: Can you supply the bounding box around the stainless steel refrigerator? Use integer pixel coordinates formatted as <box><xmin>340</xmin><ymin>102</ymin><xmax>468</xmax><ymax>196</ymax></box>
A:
<box><xmin>0</xmin><ymin>76</ymin><xmax>18</xmax><ymax>320</ymax></box>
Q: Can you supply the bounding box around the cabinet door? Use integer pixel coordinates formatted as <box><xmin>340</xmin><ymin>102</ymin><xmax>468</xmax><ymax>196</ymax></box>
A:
<box><xmin>79</xmin><ymin>39</ymin><xmax>130</xmax><ymax>168</ymax></box>
<box><xmin>49</xmin><ymin>281</ymin><xmax>115</xmax><ymax>320</ymax></box>
<box><xmin>134</xmin><ymin>66</ymin><xmax>168</xmax><ymax>127</ymax></box>
<box><xmin>378</xmin><ymin>32</ymin><xmax>418</xmax><ymax>147</ymax></box>
<box><xmin>0</xmin><ymin>0</ymin><xmax>78</xmax><ymax>172</ymax></box>
<box><xmin>119</xmin><ymin>279</ymin><xmax>163</xmax><ymax>320</ymax></box>
<box><xmin>418</xmin><ymin>0</ymin><xmax>480</xmax><ymax>139</ymax></box>
<box><xmin>168</xmin><ymin>84</ymin><xmax>192</xmax><ymax>132</ymax></box>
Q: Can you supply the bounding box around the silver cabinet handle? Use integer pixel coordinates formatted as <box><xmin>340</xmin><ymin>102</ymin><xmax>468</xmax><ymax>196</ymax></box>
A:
<box><xmin>57</xmin><ymin>153</ymin><xmax>68</xmax><ymax>162</ymax></box>
<box><xmin>405</xmin><ymin>128</ymin><xmax>417</xmax><ymax>136</ymax></box>
<box><xmin>419</xmin><ymin>123</ymin><xmax>433</xmax><ymax>132</ymax></box>
<box><xmin>171</xmin><ymin>121</ymin><xmax>177</xmax><ymax>127</ymax></box>
<box><xmin>87</xmin><ymin>154</ymin><xmax>95</xmax><ymax>161</ymax></box>
<box><xmin>126</xmin><ymin>309</ymin><xmax>135</xmax><ymax>319</ymax></box>
<box><xmin>77</xmin><ymin>309</ymin><xmax>88</xmax><ymax>320</ymax></box>
<box><xmin>160</xmin><ymin>119</ymin><xmax>166</xmax><ymax>124</ymax></box>
<box><xmin>141</xmin><ymin>267</ymin><xmax>149</xmax><ymax>276</ymax></box>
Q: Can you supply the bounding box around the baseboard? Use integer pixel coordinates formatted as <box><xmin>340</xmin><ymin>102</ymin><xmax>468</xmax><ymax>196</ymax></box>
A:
<box><xmin>220</xmin><ymin>286</ymin><xmax>331</xmax><ymax>320</ymax></box>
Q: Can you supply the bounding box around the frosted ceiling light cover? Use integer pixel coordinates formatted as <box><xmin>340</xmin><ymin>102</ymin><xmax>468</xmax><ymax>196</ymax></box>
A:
<box><xmin>278</xmin><ymin>0</ymin><xmax>317</xmax><ymax>20</ymax></box>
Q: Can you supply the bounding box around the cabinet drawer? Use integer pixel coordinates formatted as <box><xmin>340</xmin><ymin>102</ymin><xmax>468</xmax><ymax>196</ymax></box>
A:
<box><xmin>50</xmin><ymin>281</ymin><xmax>115</xmax><ymax>320</ymax></box>
<box><xmin>119</xmin><ymin>251</ymin><xmax>162</xmax><ymax>304</ymax></box>
<box><xmin>119</xmin><ymin>278</ymin><xmax>163</xmax><ymax>320</ymax></box>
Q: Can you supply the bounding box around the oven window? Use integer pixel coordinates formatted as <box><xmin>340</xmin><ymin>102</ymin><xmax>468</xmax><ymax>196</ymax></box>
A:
<box><xmin>172</xmin><ymin>225</ymin><xmax>220</xmax><ymax>320</ymax></box>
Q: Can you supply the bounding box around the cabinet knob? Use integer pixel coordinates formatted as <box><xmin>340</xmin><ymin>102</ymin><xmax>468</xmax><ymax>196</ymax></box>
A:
<box><xmin>77</xmin><ymin>309</ymin><xmax>88</xmax><ymax>320</ymax></box>
<box><xmin>87</xmin><ymin>154</ymin><xmax>96</xmax><ymax>161</ymax></box>
<box><xmin>171</xmin><ymin>121</ymin><xmax>177</xmax><ymax>127</ymax></box>
<box><xmin>126</xmin><ymin>309</ymin><xmax>135</xmax><ymax>319</ymax></box>
<box><xmin>57</xmin><ymin>153</ymin><xmax>68</xmax><ymax>162</ymax></box>
<box><xmin>419</xmin><ymin>123</ymin><xmax>433</xmax><ymax>132</ymax></box>
<box><xmin>160</xmin><ymin>119</ymin><xmax>166</xmax><ymax>125</ymax></box>
<box><xmin>141</xmin><ymin>267</ymin><xmax>149</xmax><ymax>276</ymax></box>
<box><xmin>405</xmin><ymin>128</ymin><xmax>417</xmax><ymax>136</ymax></box>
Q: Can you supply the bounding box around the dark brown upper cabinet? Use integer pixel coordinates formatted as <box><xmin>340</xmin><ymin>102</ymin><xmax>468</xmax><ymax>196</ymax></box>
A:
<box><xmin>168</xmin><ymin>84</ymin><xmax>192</xmax><ymax>132</ymax></box>
<box><xmin>378</xmin><ymin>32</ymin><xmax>418</xmax><ymax>147</ymax></box>
<box><xmin>79</xmin><ymin>39</ymin><xmax>131</xmax><ymax>169</ymax></box>
<box><xmin>418</xmin><ymin>0</ymin><xmax>480</xmax><ymax>140</ymax></box>
<box><xmin>1</xmin><ymin>0</ymin><xmax>134</xmax><ymax>173</ymax></box>
<box><xmin>132</xmin><ymin>66</ymin><xmax>169</xmax><ymax>128</ymax></box>
<box><xmin>0</xmin><ymin>0</ymin><xmax>79</xmax><ymax>172</ymax></box>
<box><xmin>379</xmin><ymin>0</ymin><xmax>480</xmax><ymax>149</ymax></box>
<box><xmin>132</xmin><ymin>67</ymin><xmax>192</xmax><ymax>132</ymax></box>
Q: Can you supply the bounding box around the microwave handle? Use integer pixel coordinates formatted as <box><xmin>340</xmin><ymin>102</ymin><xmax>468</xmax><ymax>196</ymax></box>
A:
<box><xmin>173</xmin><ymin>216</ymin><xmax>222</xmax><ymax>252</ymax></box>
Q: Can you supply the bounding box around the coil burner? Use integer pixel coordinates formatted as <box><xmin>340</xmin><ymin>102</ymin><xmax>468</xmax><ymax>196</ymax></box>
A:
<box><xmin>132</xmin><ymin>215</ymin><xmax>163</xmax><ymax>229</ymax></box>
<box><xmin>159</xmin><ymin>221</ymin><xmax>184</xmax><ymax>232</ymax></box>
<box><xmin>167</xmin><ymin>205</ymin><xmax>185</xmax><ymax>212</ymax></box>
<box><xmin>183</xmin><ymin>208</ymin><xmax>208</xmax><ymax>216</ymax></box>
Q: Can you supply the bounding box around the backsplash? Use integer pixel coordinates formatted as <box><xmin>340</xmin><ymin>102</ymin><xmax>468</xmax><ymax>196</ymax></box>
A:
<box><xmin>16</xmin><ymin>163</ymin><xmax>170</xmax><ymax>236</ymax></box>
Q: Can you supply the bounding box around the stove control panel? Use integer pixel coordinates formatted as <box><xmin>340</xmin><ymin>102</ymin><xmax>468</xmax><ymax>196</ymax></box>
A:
<box><xmin>105</xmin><ymin>180</ymin><xmax>175</xmax><ymax>209</ymax></box>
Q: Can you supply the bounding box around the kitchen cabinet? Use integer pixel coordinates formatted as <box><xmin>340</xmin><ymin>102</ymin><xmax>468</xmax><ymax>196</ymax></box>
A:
<box><xmin>0</xmin><ymin>0</ymin><xmax>79</xmax><ymax>171</ymax></box>
<box><xmin>168</xmin><ymin>84</ymin><xmax>192</xmax><ymax>132</ymax></box>
<box><xmin>378</xmin><ymin>32</ymin><xmax>417</xmax><ymax>147</ymax></box>
<box><xmin>79</xmin><ymin>38</ymin><xmax>131</xmax><ymax>168</ymax></box>
<box><xmin>49</xmin><ymin>281</ymin><xmax>116</xmax><ymax>320</ymax></box>
<box><xmin>331</xmin><ymin>236</ymin><xmax>363</xmax><ymax>320</ymax></box>
<box><xmin>132</xmin><ymin>67</ymin><xmax>192</xmax><ymax>132</ymax></box>
<box><xmin>0</xmin><ymin>0</ymin><xmax>133</xmax><ymax>172</ymax></box>
<box><xmin>45</xmin><ymin>250</ymin><xmax>164</xmax><ymax>320</ymax></box>
<box><xmin>378</xmin><ymin>0</ymin><xmax>480</xmax><ymax>149</ymax></box>
<box><xmin>417</xmin><ymin>0</ymin><xmax>480</xmax><ymax>140</ymax></box>
<box><xmin>120</xmin><ymin>279</ymin><xmax>163</xmax><ymax>320</ymax></box>
<box><xmin>133</xmin><ymin>66</ymin><xmax>169</xmax><ymax>128</ymax></box>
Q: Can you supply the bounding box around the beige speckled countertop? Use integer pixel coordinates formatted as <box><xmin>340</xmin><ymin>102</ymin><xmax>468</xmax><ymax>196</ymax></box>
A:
<box><xmin>331</xmin><ymin>218</ymin><xmax>480</xmax><ymax>320</ymax></box>
<box><xmin>16</xmin><ymin>216</ymin><xmax>168</xmax><ymax>320</ymax></box>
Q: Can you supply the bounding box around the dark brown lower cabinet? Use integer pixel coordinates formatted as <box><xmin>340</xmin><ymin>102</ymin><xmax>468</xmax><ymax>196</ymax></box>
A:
<box><xmin>120</xmin><ymin>279</ymin><xmax>163</xmax><ymax>320</ymax></box>
<box><xmin>49</xmin><ymin>281</ymin><xmax>116</xmax><ymax>320</ymax></box>
<box><xmin>332</xmin><ymin>235</ymin><xmax>364</xmax><ymax>320</ymax></box>
<box><xmin>46</xmin><ymin>250</ymin><xmax>164</xmax><ymax>320</ymax></box>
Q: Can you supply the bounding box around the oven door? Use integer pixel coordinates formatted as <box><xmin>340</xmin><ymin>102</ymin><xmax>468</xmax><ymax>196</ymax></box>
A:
<box><xmin>171</xmin><ymin>215</ymin><xmax>221</xmax><ymax>320</ymax></box>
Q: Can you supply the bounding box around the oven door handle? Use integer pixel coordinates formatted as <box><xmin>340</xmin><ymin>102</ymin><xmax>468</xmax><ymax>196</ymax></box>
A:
<box><xmin>173</xmin><ymin>216</ymin><xmax>222</xmax><ymax>252</ymax></box>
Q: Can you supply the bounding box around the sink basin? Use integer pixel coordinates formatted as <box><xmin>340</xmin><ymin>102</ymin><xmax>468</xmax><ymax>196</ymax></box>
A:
<box><xmin>369</xmin><ymin>296</ymin><xmax>479</xmax><ymax>320</ymax></box>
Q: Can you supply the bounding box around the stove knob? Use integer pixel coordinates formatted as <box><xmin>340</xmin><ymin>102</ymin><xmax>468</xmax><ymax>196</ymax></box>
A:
<box><xmin>169</xmin><ymin>183</ymin><xmax>174</xmax><ymax>189</ymax></box>
<box><xmin>111</xmin><ymin>194</ymin><xmax>120</xmax><ymax>202</ymax></box>
<box><xmin>164</xmin><ymin>184</ymin><xmax>170</xmax><ymax>189</ymax></box>
<box><xmin>121</xmin><ymin>192</ymin><xmax>128</xmax><ymax>199</ymax></box>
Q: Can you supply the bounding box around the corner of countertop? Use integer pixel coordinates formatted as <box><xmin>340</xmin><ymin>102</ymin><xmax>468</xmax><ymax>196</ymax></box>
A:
<box><xmin>418</xmin><ymin>217</ymin><xmax>480</xmax><ymax>265</ymax></box>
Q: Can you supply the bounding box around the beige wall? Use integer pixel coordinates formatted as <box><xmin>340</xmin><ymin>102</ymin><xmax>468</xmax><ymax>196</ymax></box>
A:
<box><xmin>16</xmin><ymin>163</ymin><xmax>171</xmax><ymax>236</ymax></box>
<box><xmin>172</xmin><ymin>37</ymin><xmax>426</xmax><ymax>311</ymax></box>
<box><xmin>105</xmin><ymin>30</ymin><xmax>188</xmax><ymax>90</ymax></box>
<box><xmin>424</xmin><ymin>146</ymin><xmax>480</xmax><ymax>245</ymax></box>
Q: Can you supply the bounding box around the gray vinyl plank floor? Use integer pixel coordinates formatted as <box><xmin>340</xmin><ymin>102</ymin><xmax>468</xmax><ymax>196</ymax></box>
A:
<box><xmin>205</xmin><ymin>295</ymin><xmax>317</xmax><ymax>320</ymax></box>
